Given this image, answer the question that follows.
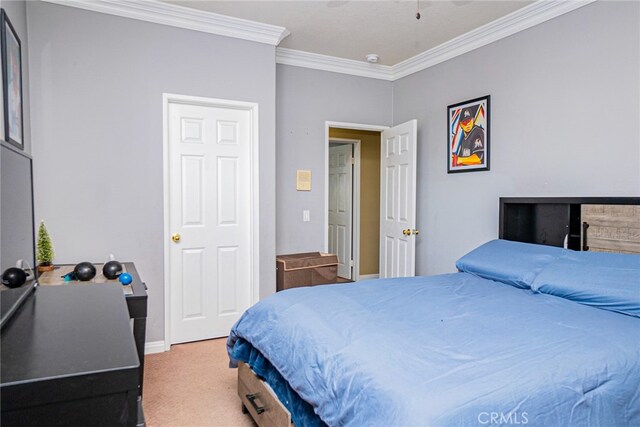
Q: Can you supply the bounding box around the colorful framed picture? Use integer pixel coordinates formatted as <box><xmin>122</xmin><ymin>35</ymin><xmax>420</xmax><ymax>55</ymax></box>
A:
<box><xmin>447</xmin><ymin>95</ymin><xmax>490</xmax><ymax>173</ymax></box>
<box><xmin>1</xmin><ymin>9</ymin><xmax>23</xmax><ymax>149</ymax></box>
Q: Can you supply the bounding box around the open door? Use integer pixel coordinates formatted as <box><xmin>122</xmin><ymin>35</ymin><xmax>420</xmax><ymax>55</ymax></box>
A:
<box><xmin>379</xmin><ymin>120</ymin><xmax>418</xmax><ymax>278</ymax></box>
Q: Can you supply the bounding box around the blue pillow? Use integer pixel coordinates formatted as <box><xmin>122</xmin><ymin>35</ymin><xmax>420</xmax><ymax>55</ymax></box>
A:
<box><xmin>531</xmin><ymin>251</ymin><xmax>640</xmax><ymax>317</ymax></box>
<box><xmin>455</xmin><ymin>239</ymin><xmax>565</xmax><ymax>289</ymax></box>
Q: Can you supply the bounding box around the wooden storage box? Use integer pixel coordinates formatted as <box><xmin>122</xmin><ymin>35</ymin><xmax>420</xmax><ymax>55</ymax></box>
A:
<box><xmin>276</xmin><ymin>252</ymin><xmax>338</xmax><ymax>291</ymax></box>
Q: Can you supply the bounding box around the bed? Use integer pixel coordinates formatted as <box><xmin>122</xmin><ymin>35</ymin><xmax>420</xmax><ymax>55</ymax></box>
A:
<box><xmin>227</xmin><ymin>207</ymin><xmax>640</xmax><ymax>426</ymax></box>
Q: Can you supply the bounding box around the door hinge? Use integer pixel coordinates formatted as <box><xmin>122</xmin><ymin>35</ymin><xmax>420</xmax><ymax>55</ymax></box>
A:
<box><xmin>349</xmin><ymin>260</ymin><xmax>354</xmax><ymax>267</ymax></box>
<box><xmin>350</xmin><ymin>157</ymin><xmax>355</xmax><ymax>165</ymax></box>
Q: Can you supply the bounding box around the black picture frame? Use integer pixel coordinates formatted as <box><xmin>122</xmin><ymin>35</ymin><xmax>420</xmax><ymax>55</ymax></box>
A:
<box><xmin>1</xmin><ymin>9</ymin><xmax>24</xmax><ymax>150</ymax></box>
<box><xmin>0</xmin><ymin>11</ymin><xmax>4</xmax><ymax>143</ymax></box>
<box><xmin>447</xmin><ymin>95</ymin><xmax>490</xmax><ymax>173</ymax></box>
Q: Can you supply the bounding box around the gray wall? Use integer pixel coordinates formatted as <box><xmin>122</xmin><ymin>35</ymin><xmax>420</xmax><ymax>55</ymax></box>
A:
<box><xmin>392</xmin><ymin>1</ymin><xmax>640</xmax><ymax>275</ymax></box>
<box><xmin>2</xmin><ymin>0</ymin><xmax>31</xmax><ymax>154</ymax></box>
<box><xmin>27</xmin><ymin>1</ymin><xmax>277</xmax><ymax>343</ymax></box>
<box><xmin>275</xmin><ymin>65</ymin><xmax>392</xmax><ymax>254</ymax></box>
<box><xmin>22</xmin><ymin>0</ymin><xmax>640</xmax><ymax>343</ymax></box>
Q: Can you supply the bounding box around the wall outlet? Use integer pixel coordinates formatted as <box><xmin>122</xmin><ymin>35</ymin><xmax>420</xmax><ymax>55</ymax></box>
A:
<box><xmin>303</xmin><ymin>210</ymin><xmax>310</xmax><ymax>222</ymax></box>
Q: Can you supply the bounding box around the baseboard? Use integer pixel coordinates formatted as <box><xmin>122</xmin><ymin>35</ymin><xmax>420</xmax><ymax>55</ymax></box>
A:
<box><xmin>358</xmin><ymin>274</ymin><xmax>379</xmax><ymax>281</ymax></box>
<box><xmin>145</xmin><ymin>340</ymin><xmax>166</xmax><ymax>355</ymax></box>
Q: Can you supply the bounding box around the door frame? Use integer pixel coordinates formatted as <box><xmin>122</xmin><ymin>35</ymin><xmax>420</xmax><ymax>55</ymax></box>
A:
<box><xmin>328</xmin><ymin>137</ymin><xmax>359</xmax><ymax>280</ymax></box>
<box><xmin>324</xmin><ymin>121</ymin><xmax>389</xmax><ymax>281</ymax></box>
<box><xmin>162</xmin><ymin>93</ymin><xmax>260</xmax><ymax>351</ymax></box>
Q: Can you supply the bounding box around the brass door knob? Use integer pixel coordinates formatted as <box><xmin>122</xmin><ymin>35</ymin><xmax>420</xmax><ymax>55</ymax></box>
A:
<box><xmin>413</xmin><ymin>229</ymin><xmax>420</xmax><ymax>235</ymax></box>
<box><xmin>171</xmin><ymin>233</ymin><xmax>181</xmax><ymax>243</ymax></box>
<box><xmin>402</xmin><ymin>229</ymin><xmax>412</xmax><ymax>236</ymax></box>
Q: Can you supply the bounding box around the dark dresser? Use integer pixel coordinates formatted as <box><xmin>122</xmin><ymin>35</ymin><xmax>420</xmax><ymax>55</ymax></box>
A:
<box><xmin>1</xmin><ymin>283</ymin><xmax>141</xmax><ymax>426</ymax></box>
<box><xmin>34</xmin><ymin>262</ymin><xmax>148</xmax><ymax>396</ymax></box>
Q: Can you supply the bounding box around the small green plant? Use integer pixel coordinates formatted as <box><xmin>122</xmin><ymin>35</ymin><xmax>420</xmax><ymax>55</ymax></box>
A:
<box><xmin>37</xmin><ymin>220</ymin><xmax>55</xmax><ymax>265</ymax></box>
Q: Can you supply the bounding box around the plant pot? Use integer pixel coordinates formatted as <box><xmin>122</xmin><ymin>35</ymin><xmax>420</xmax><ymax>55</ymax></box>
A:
<box><xmin>37</xmin><ymin>263</ymin><xmax>55</xmax><ymax>273</ymax></box>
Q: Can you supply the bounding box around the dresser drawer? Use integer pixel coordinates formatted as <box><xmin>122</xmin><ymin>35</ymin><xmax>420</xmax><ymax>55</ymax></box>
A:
<box><xmin>238</xmin><ymin>362</ymin><xmax>292</xmax><ymax>427</ymax></box>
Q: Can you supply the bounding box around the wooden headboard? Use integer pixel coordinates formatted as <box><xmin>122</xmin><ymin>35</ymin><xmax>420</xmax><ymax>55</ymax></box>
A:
<box><xmin>499</xmin><ymin>197</ymin><xmax>640</xmax><ymax>254</ymax></box>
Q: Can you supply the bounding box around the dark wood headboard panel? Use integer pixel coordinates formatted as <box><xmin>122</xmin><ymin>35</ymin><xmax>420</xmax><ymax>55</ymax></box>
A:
<box><xmin>499</xmin><ymin>197</ymin><xmax>640</xmax><ymax>252</ymax></box>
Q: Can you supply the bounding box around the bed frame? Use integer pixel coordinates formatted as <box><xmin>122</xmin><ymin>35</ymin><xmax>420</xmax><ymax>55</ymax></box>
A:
<box><xmin>237</xmin><ymin>361</ymin><xmax>292</xmax><ymax>427</ymax></box>
<box><xmin>238</xmin><ymin>196</ymin><xmax>640</xmax><ymax>426</ymax></box>
<box><xmin>500</xmin><ymin>197</ymin><xmax>640</xmax><ymax>253</ymax></box>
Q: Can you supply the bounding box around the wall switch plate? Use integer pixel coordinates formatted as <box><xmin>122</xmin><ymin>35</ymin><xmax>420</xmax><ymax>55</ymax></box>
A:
<box><xmin>303</xmin><ymin>210</ymin><xmax>310</xmax><ymax>222</ymax></box>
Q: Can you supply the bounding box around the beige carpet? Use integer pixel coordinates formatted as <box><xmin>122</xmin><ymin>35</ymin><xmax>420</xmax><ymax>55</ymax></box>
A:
<box><xmin>143</xmin><ymin>338</ymin><xmax>256</xmax><ymax>427</ymax></box>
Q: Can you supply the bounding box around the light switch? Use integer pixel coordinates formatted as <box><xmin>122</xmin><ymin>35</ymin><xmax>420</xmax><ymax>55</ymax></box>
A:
<box><xmin>303</xmin><ymin>210</ymin><xmax>310</xmax><ymax>222</ymax></box>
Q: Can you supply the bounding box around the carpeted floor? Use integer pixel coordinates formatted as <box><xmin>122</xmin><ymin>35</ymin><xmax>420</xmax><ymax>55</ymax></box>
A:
<box><xmin>143</xmin><ymin>338</ymin><xmax>256</xmax><ymax>427</ymax></box>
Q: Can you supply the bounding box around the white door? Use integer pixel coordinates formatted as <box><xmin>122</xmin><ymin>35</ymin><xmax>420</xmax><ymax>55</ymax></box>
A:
<box><xmin>168</xmin><ymin>101</ymin><xmax>253</xmax><ymax>344</ymax></box>
<box><xmin>379</xmin><ymin>120</ymin><xmax>418</xmax><ymax>278</ymax></box>
<box><xmin>328</xmin><ymin>144</ymin><xmax>353</xmax><ymax>279</ymax></box>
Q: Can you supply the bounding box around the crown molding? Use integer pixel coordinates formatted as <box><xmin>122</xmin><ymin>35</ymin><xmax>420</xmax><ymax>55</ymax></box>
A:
<box><xmin>276</xmin><ymin>0</ymin><xmax>596</xmax><ymax>81</ymax></box>
<box><xmin>42</xmin><ymin>0</ymin><xmax>290</xmax><ymax>46</ymax></box>
<box><xmin>392</xmin><ymin>0</ymin><xmax>596</xmax><ymax>80</ymax></box>
<box><xmin>276</xmin><ymin>48</ymin><xmax>394</xmax><ymax>81</ymax></box>
<box><xmin>43</xmin><ymin>0</ymin><xmax>595</xmax><ymax>80</ymax></box>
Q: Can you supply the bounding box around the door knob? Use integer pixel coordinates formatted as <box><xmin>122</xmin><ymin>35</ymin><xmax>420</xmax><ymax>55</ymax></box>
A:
<box><xmin>171</xmin><ymin>233</ymin><xmax>181</xmax><ymax>243</ymax></box>
<box><xmin>413</xmin><ymin>229</ymin><xmax>420</xmax><ymax>235</ymax></box>
<box><xmin>402</xmin><ymin>229</ymin><xmax>412</xmax><ymax>236</ymax></box>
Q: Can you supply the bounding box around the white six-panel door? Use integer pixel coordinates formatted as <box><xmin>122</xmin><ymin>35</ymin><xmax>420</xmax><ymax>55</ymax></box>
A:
<box><xmin>168</xmin><ymin>101</ymin><xmax>253</xmax><ymax>344</ymax></box>
<box><xmin>328</xmin><ymin>144</ymin><xmax>353</xmax><ymax>279</ymax></box>
<box><xmin>379</xmin><ymin>120</ymin><xmax>418</xmax><ymax>278</ymax></box>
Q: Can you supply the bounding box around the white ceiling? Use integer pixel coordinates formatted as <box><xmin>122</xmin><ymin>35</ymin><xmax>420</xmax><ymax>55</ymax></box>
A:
<box><xmin>161</xmin><ymin>1</ymin><xmax>534</xmax><ymax>66</ymax></box>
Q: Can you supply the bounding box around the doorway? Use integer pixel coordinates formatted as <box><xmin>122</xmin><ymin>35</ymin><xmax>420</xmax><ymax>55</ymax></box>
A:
<box><xmin>327</xmin><ymin>126</ymin><xmax>383</xmax><ymax>281</ymax></box>
<box><xmin>325</xmin><ymin>120</ymin><xmax>419</xmax><ymax>281</ymax></box>
<box><xmin>163</xmin><ymin>94</ymin><xmax>260</xmax><ymax>349</ymax></box>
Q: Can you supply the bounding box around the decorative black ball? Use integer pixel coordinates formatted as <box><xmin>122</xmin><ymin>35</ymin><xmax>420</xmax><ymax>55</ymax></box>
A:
<box><xmin>102</xmin><ymin>260</ymin><xmax>123</xmax><ymax>280</ymax></box>
<box><xmin>73</xmin><ymin>262</ymin><xmax>97</xmax><ymax>282</ymax></box>
<box><xmin>2</xmin><ymin>267</ymin><xmax>28</xmax><ymax>288</ymax></box>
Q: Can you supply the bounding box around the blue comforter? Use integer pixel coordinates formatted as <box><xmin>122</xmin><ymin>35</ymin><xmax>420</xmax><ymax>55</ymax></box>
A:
<box><xmin>228</xmin><ymin>273</ymin><xmax>640</xmax><ymax>426</ymax></box>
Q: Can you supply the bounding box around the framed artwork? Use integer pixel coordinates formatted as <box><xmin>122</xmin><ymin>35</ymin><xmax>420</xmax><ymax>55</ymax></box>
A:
<box><xmin>447</xmin><ymin>95</ymin><xmax>490</xmax><ymax>173</ymax></box>
<box><xmin>1</xmin><ymin>9</ymin><xmax>23</xmax><ymax>149</ymax></box>
<box><xmin>0</xmin><ymin>19</ymin><xmax>4</xmax><ymax>144</ymax></box>
<box><xmin>0</xmin><ymin>10</ymin><xmax>5</xmax><ymax>143</ymax></box>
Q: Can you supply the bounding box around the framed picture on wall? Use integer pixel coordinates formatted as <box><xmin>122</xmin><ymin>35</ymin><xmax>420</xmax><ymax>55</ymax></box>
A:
<box><xmin>447</xmin><ymin>95</ymin><xmax>490</xmax><ymax>173</ymax></box>
<box><xmin>0</xmin><ymin>10</ymin><xmax>5</xmax><ymax>143</ymax></box>
<box><xmin>1</xmin><ymin>9</ymin><xmax>24</xmax><ymax>149</ymax></box>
